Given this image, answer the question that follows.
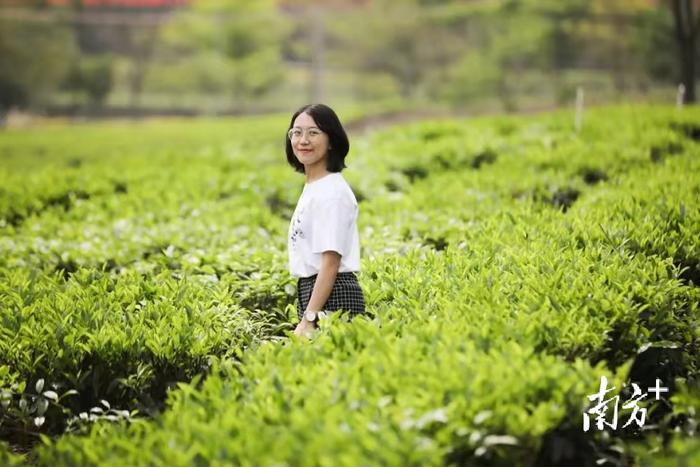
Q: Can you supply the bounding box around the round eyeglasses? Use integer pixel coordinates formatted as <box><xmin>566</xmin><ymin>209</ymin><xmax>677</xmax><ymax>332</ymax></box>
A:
<box><xmin>288</xmin><ymin>127</ymin><xmax>324</xmax><ymax>140</ymax></box>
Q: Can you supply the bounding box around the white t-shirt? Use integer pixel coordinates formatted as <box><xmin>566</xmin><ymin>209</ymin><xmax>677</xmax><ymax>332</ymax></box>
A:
<box><xmin>288</xmin><ymin>172</ymin><xmax>361</xmax><ymax>278</ymax></box>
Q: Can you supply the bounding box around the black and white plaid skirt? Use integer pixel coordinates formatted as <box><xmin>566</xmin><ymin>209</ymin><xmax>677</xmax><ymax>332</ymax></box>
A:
<box><xmin>297</xmin><ymin>271</ymin><xmax>366</xmax><ymax>321</ymax></box>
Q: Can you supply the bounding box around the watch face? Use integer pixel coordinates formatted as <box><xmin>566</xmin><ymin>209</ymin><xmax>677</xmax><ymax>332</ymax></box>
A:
<box><xmin>304</xmin><ymin>310</ymin><xmax>317</xmax><ymax>321</ymax></box>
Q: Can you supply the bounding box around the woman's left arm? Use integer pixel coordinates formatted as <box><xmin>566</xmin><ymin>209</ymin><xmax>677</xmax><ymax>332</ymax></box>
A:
<box><xmin>305</xmin><ymin>251</ymin><xmax>341</xmax><ymax>312</ymax></box>
<box><xmin>294</xmin><ymin>251</ymin><xmax>340</xmax><ymax>336</ymax></box>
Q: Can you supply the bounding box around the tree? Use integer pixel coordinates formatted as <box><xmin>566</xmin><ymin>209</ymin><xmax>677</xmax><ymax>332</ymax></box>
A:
<box><xmin>329</xmin><ymin>0</ymin><xmax>465</xmax><ymax>101</ymax></box>
<box><xmin>153</xmin><ymin>0</ymin><xmax>289</xmax><ymax>108</ymax></box>
<box><xmin>62</xmin><ymin>55</ymin><xmax>114</xmax><ymax>107</ymax></box>
<box><xmin>0</xmin><ymin>20</ymin><xmax>77</xmax><ymax>121</ymax></box>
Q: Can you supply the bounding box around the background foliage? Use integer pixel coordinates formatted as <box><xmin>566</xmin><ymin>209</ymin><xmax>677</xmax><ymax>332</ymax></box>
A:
<box><xmin>0</xmin><ymin>0</ymin><xmax>691</xmax><ymax>118</ymax></box>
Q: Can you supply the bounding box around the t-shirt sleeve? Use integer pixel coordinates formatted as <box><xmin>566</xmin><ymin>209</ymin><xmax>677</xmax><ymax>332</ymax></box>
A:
<box><xmin>310</xmin><ymin>196</ymin><xmax>355</xmax><ymax>256</ymax></box>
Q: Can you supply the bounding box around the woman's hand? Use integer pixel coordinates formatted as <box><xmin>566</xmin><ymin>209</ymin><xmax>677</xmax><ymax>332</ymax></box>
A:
<box><xmin>293</xmin><ymin>318</ymin><xmax>316</xmax><ymax>338</ymax></box>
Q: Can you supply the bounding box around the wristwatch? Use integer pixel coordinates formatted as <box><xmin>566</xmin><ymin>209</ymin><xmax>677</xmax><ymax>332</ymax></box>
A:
<box><xmin>304</xmin><ymin>310</ymin><xmax>327</xmax><ymax>322</ymax></box>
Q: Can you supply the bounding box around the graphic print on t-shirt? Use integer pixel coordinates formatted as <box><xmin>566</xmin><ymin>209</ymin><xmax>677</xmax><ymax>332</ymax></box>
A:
<box><xmin>289</xmin><ymin>203</ymin><xmax>306</xmax><ymax>248</ymax></box>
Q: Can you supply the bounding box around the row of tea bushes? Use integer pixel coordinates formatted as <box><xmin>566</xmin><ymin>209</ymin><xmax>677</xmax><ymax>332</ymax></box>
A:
<box><xmin>38</xmin><ymin>307</ymin><xmax>622</xmax><ymax>466</ymax></box>
<box><xmin>0</xmin><ymin>115</ymin><xmax>288</xmax><ymax>228</ymax></box>
<box><xmin>0</xmin><ymin>265</ymin><xmax>287</xmax><ymax>437</ymax></box>
<box><xmin>360</xmin><ymin>107</ymin><xmax>700</xmax><ymax>378</ymax></box>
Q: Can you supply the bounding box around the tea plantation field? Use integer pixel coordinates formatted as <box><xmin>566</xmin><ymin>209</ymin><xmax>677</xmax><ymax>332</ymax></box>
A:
<box><xmin>1</xmin><ymin>106</ymin><xmax>699</xmax><ymax>465</ymax></box>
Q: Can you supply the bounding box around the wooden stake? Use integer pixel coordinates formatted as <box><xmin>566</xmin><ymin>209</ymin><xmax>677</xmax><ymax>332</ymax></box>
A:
<box><xmin>677</xmin><ymin>83</ymin><xmax>686</xmax><ymax>108</ymax></box>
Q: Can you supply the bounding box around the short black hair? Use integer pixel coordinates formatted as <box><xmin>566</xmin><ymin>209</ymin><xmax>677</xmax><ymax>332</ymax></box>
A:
<box><xmin>285</xmin><ymin>103</ymin><xmax>350</xmax><ymax>174</ymax></box>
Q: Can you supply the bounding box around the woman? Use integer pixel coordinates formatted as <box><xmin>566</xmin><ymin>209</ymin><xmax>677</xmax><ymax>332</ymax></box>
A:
<box><xmin>285</xmin><ymin>103</ymin><xmax>366</xmax><ymax>338</ymax></box>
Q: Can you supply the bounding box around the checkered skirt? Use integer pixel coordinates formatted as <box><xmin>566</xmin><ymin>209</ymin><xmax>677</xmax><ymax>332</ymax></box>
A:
<box><xmin>297</xmin><ymin>272</ymin><xmax>366</xmax><ymax>321</ymax></box>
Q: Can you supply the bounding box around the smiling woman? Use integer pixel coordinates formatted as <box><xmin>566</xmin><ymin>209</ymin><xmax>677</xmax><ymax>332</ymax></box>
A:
<box><xmin>284</xmin><ymin>103</ymin><xmax>366</xmax><ymax>338</ymax></box>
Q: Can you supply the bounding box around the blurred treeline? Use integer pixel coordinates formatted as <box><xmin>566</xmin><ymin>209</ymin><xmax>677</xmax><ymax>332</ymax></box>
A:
<box><xmin>0</xmin><ymin>0</ymin><xmax>689</xmax><ymax>118</ymax></box>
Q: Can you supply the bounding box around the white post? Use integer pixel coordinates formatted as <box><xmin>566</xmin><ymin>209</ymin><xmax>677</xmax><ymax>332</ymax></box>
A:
<box><xmin>677</xmin><ymin>84</ymin><xmax>686</xmax><ymax>108</ymax></box>
<box><xmin>575</xmin><ymin>86</ymin><xmax>584</xmax><ymax>133</ymax></box>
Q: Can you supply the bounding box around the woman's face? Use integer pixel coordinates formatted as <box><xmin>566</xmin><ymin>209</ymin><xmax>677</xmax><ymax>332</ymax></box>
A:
<box><xmin>290</xmin><ymin>112</ymin><xmax>330</xmax><ymax>169</ymax></box>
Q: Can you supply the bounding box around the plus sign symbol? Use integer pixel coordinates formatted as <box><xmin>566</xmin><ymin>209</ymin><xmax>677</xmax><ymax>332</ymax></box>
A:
<box><xmin>647</xmin><ymin>379</ymin><xmax>669</xmax><ymax>400</ymax></box>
